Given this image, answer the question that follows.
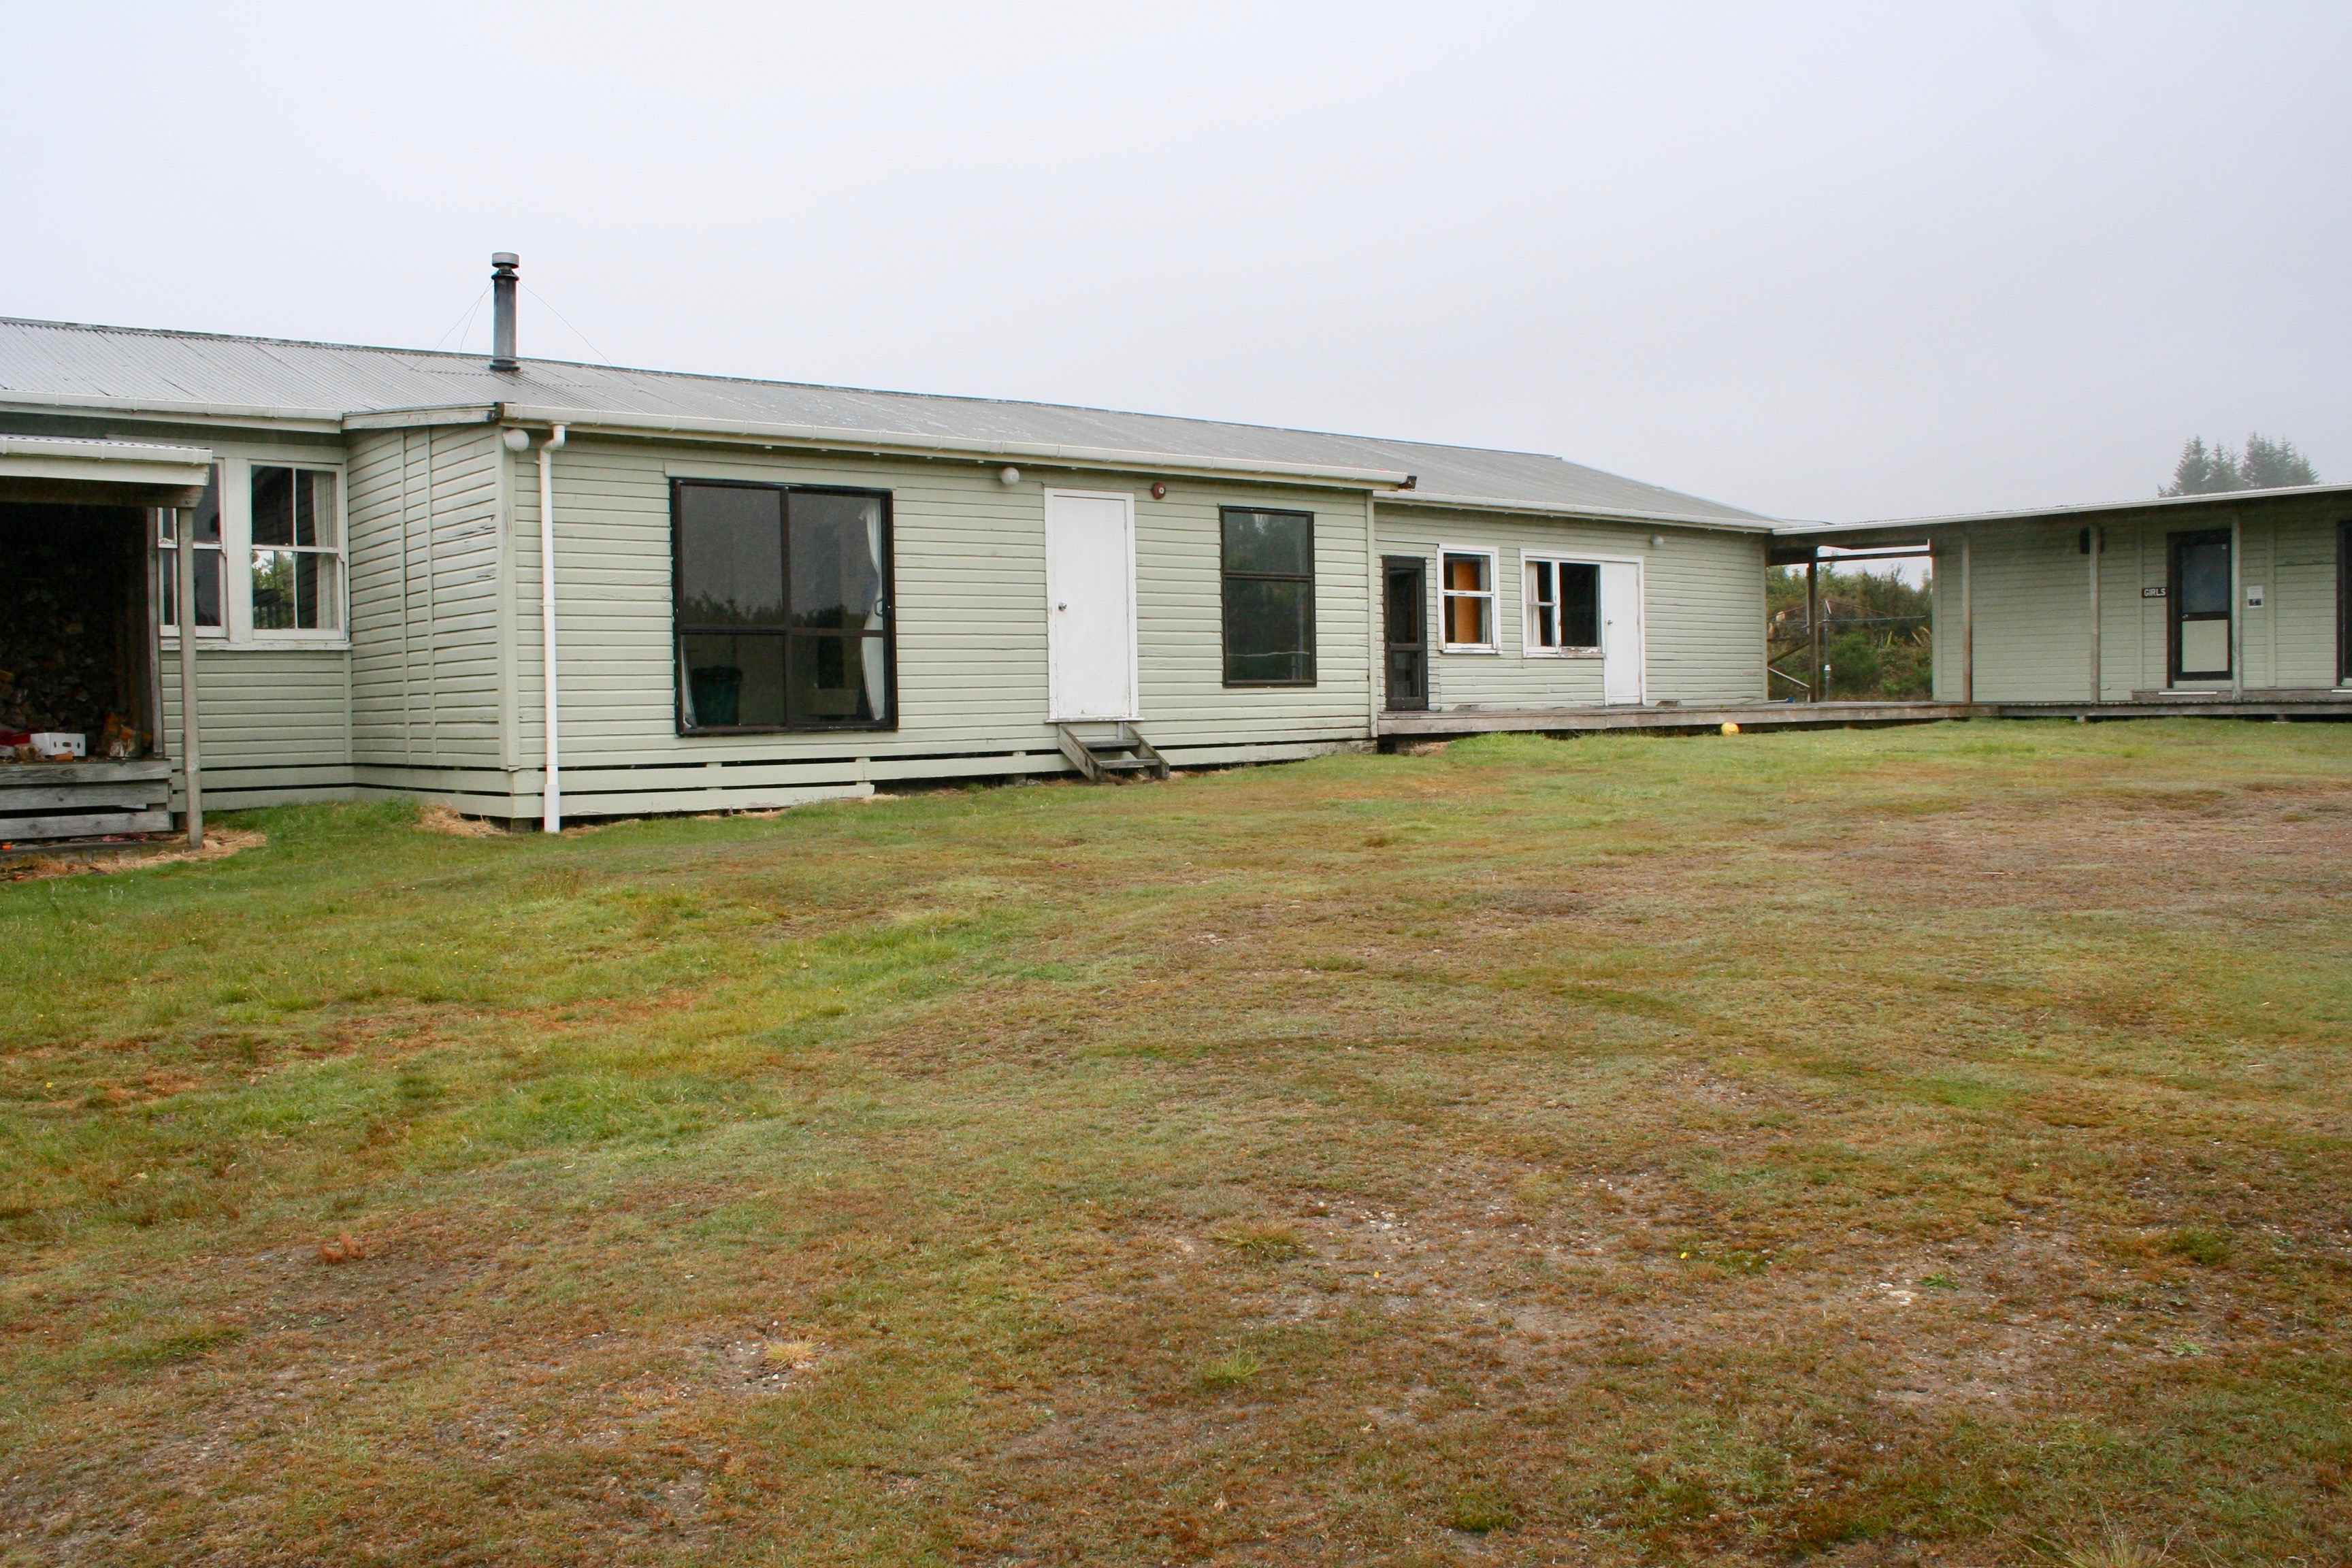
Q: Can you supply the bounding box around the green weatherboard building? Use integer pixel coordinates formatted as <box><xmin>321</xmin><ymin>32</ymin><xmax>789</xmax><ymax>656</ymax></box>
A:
<box><xmin>1</xmin><ymin>255</ymin><xmax>2345</xmax><ymax>840</ymax></box>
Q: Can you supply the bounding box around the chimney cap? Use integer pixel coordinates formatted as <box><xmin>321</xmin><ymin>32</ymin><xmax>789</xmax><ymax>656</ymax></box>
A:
<box><xmin>491</xmin><ymin>252</ymin><xmax>519</xmax><ymax>269</ymax></box>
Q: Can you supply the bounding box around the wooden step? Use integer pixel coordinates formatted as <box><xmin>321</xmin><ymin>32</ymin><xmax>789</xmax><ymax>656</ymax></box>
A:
<box><xmin>1053</xmin><ymin>723</ymin><xmax>1171</xmax><ymax>783</ymax></box>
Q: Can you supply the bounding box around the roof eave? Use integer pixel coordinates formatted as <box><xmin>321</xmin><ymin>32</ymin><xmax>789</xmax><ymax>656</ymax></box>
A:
<box><xmin>0</xmin><ymin>390</ymin><xmax>348</xmax><ymax>433</ymax></box>
<box><xmin>445</xmin><ymin>404</ymin><xmax>1418</xmax><ymax>490</ymax></box>
<box><xmin>1377</xmin><ymin>489</ymin><xmax>1778</xmax><ymax>533</ymax></box>
<box><xmin>0</xmin><ymin>436</ymin><xmax>216</xmax><ymax>507</ymax></box>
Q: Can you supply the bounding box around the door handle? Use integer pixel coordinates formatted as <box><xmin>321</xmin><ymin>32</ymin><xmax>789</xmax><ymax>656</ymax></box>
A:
<box><xmin>1056</xmin><ymin>602</ymin><xmax>1067</xmax><ymax>611</ymax></box>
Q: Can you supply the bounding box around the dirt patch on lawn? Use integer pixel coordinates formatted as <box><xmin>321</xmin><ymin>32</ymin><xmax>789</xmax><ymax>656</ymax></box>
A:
<box><xmin>1</xmin><ymin>826</ymin><xmax>263</xmax><ymax>881</ymax></box>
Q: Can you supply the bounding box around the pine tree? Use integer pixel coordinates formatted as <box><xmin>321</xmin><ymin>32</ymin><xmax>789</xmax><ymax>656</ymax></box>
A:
<box><xmin>2162</xmin><ymin>436</ymin><xmax>2243</xmax><ymax>496</ymax></box>
<box><xmin>2162</xmin><ymin>434</ymin><xmax>2319</xmax><ymax>495</ymax></box>
<box><xmin>2239</xmin><ymin>433</ymin><xmax>2319</xmax><ymax>489</ymax></box>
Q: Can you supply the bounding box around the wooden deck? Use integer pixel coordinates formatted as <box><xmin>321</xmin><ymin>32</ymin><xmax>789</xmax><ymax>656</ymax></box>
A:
<box><xmin>1377</xmin><ymin>694</ymin><xmax>2352</xmax><ymax>738</ymax></box>
<box><xmin>0</xmin><ymin>758</ymin><xmax>174</xmax><ymax>843</ymax></box>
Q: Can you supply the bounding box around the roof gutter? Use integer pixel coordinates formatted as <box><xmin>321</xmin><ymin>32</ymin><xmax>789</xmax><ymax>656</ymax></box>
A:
<box><xmin>0</xmin><ymin>434</ymin><xmax>215</xmax><ymax>482</ymax></box>
<box><xmin>347</xmin><ymin>403</ymin><xmax>1418</xmax><ymax>491</ymax></box>
<box><xmin>1377</xmin><ymin>488</ymin><xmax>1778</xmax><ymax>534</ymax></box>
<box><xmin>0</xmin><ymin>390</ymin><xmax>348</xmax><ymax>432</ymax></box>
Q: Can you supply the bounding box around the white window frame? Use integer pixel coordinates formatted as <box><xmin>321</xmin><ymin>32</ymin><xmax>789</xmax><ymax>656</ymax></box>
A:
<box><xmin>157</xmin><ymin>476</ymin><xmax>229</xmax><ymax>640</ymax></box>
<box><xmin>159</xmin><ymin>451</ymin><xmax>350</xmax><ymax>651</ymax></box>
<box><xmin>242</xmin><ymin>460</ymin><xmax>347</xmax><ymax>644</ymax></box>
<box><xmin>1520</xmin><ymin>551</ymin><xmax>1609</xmax><ymax>659</ymax></box>
<box><xmin>1439</xmin><ymin>544</ymin><xmax>1499</xmax><ymax>653</ymax></box>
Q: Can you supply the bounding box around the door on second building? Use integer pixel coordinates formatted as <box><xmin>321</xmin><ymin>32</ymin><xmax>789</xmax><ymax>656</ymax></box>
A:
<box><xmin>1382</xmin><ymin>556</ymin><xmax>1428</xmax><ymax>710</ymax></box>
<box><xmin>2169</xmin><ymin>529</ymin><xmax>2232</xmax><ymax>684</ymax></box>
<box><xmin>1045</xmin><ymin>489</ymin><xmax>1139</xmax><ymax>721</ymax></box>
<box><xmin>1600</xmin><ymin>559</ymin><xmax>1645</xmax><ymax>704</ymax></box>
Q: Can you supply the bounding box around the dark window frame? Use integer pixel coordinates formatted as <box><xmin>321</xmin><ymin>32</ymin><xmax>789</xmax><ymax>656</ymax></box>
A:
<box><xmin>2168</xmin><ymin>527</ymin><xmax>2232</xmax><ymax>684</ymax></box>
<box><xmin>1219</xmin><ymin>505</ymin><xmax>1317</xmax><ymax>688</ymax></box>
<box><xmin>670</xmin><ymin>477</ymin><xmax>898</xmax><ymax>735</ymax></box>
<box><xmin>2338</xmin><ymin>519</ymin><xmax>2351</xmax><ymax>688</ymax></box>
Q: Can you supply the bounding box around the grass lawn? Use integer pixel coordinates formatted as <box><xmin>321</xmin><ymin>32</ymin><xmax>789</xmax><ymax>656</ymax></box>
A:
<box><xmin>3</xmin><ymin>720</ymin><xmax>2349</xmax><ymax>1567</ymax></box>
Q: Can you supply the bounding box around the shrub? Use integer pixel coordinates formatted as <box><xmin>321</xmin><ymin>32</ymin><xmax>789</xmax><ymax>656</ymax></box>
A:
<box><xmin>1194</xmin><ymin>1351</ymin><xmax>1262</xmax><ymax>1390</ymax></box>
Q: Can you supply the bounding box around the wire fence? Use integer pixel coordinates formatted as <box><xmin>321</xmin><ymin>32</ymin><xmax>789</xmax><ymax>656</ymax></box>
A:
<box><xmin>1769</xmin><ymin>612</ymin><xmax>1932</xmax><ymax>631</ymax></box>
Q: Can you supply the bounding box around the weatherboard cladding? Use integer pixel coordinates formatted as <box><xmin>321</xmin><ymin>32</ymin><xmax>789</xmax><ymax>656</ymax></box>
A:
<box><xmin>504</xmin><ymin>439</ymin><xmax>1373</xmax><ymax>779</ymax></box>
<box><xmin>0</xmin><ymin>317</ymin><xmax>1769</xmax><ymax>527</ymax></box>
<box><xmin>1376</xmin><ymin>510</ymin><xmax>1766</xmax><ymax>710</ymax></box>
<box><xmin>1925</xmin><ymin>498</ymin><xmax>2342</xmax><ymax>701</ymax></box>
<box><xmin>346</xmin><ymin>425</ymin><xmax>504</xmax><ymax>768</ymax></box>
<box><xmin>3</xmin><ymin>315</ymin><xmax>1786</xmax><ymax>817</ymax></box>
<box><xmin>159</xmin><ymin>647</ymin><xmax>353</xmax><ymax>811</ymax></box>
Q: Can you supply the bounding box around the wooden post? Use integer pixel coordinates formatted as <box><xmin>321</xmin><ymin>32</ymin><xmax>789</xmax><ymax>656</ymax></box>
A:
<box><xmin>2088</xmin><ymin>525</ymin><xmax>2102</xmax><ymax>703</ymax></box>
<box><xmin>144</xmin><ymin>519</ymin><xmax>167</xmax><ymax>772</ymax></box>
<box><xmin>174</xmin><ymin>506</ymin><xmax>203</xmax><ymax>849</ymax></box>
<box><xmin>1960</xmin><ymin>533</ymin><xmax>1974</xmax><ymax>706</ymax></box>
<box><xmin>1806</xmin><ymin>557</ymin><xmax>1820</xmax><ymax>702</ymax></box>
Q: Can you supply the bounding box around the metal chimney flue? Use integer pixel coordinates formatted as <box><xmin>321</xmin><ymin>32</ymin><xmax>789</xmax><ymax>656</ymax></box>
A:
<box><xmin>489</xmin><ymin>252</ymin><xmax>519</xmax><ymax>372</ymax></box>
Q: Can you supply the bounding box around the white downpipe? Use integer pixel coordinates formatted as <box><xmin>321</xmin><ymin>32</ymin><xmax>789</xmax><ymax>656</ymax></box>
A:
<box><xmin>538</xmin><ymin>425</ymin><xmax>567</xmax><ymax>832</ymax></box>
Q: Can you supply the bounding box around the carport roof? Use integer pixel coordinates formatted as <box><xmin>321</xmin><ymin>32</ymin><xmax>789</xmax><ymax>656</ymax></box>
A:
<box><xmin>1774</xmin><ymin>481</ymin><xmax>2352</xmax><ymax>551</ymax></box>
<box><xmin>0</xmin><ymin>433</ymin><xmax>214</xmax><ymax>508</ymax></box>
<box><xmin>0</xmin><ymin>316</ymin><xmax>1775</xmax><ymax>530</ymax></box>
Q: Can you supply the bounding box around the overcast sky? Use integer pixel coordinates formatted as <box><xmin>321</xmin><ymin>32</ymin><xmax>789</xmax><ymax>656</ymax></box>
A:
<box><xmin>4</xmin><ymin>2</ymin><xmax>2345</xmax><ymax>527</ymax></box>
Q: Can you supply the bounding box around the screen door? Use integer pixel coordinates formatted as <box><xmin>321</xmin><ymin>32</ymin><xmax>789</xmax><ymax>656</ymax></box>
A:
<box><xmin>2170</xmin><ymin>529</ymin><xmax>2232</xmax><ymax>683</ymax></box>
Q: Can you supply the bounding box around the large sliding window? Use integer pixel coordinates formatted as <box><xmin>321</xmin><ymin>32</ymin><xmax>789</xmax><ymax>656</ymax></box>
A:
<box><xmin>2339</xmin><ymin>521</ymin><xmax>2351</xmax><ymax>687</ymax></box>
<box><xmin>1221</xmin><ymin>507</ymin><xmax>1316</xmax><ymax>685</ymax></box>
<box><xmin>672</xmin><ymin>480</ymin><xmax>894</xmax><ymax>732</ymax></box>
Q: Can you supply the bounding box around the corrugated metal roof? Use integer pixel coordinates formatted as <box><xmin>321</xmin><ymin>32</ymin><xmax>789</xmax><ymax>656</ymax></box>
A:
<box><xmin>0</xmin><ymin>316</ymin><xmax>1774</xmax><ymax>529</ymax></box>
<box><xmin>1774</xmin><ymin>480</ymin><xmax>2352</xmax><ymax>540</ymax></box>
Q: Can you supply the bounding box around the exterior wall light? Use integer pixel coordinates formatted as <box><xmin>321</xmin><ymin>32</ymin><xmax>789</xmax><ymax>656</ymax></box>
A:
<box><xmin>998</xmin><ymin>466</ymin><xmax>1020</xmax><ymax>486</ymax></box>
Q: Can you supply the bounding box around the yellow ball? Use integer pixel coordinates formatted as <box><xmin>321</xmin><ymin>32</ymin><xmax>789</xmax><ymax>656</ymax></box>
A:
<box><xmin>1720</xmin><ymin>721</ymin><xmax>1740</xmax><ymax>736</ymax></box>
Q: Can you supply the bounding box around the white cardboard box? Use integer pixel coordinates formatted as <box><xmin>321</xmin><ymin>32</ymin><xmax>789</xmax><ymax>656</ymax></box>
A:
<box><xmin>31</xmin><ymin>733</ymin><xmax>86</xmax><ymax>760</ymax></box>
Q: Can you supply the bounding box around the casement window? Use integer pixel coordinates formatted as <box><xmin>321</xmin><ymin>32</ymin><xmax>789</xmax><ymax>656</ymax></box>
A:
<box><xmin>248</xmin><ymin>466</ymin><xmax>340</xmax><ymax>632</ymax></box>
<box><xmin>672</xmin><ymin>479</ymin><xmax>895</xmax><ymax>732</ymax></box>
<box><xmin>157</xmin><ymin>457</ymin><xmax>346</xmax><ymax>643</ymax></box>
<box><xmin>1523</xmin><ymin>556</ymin><xmax>1601</xmax><ymax>654</ymax></box>
<box><xmin>1221</xmin><ymin>506</ymin><xmax>1316</xmax><ymax>685</ymax></box>
<box><xmin>1440</xmin><ymin>548</ymin><xmax>1497</xmax><ymax>651</ymax></box>
<box><xmin>157</xmin><ymin>466</ymin><xmax>225</xmax><ymax>631</ymax></box>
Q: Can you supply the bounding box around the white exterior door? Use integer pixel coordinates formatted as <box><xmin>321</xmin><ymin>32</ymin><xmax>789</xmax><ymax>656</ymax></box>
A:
<box><xmin>1044</xmin><ymin>489</ymin><xmax>1139</xmax><ymax>721</ymax></box>
<box><xmin>1600</xmin><ymin>560</ymin><xmax>1645</xmax><ymax>705</ymax></box>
